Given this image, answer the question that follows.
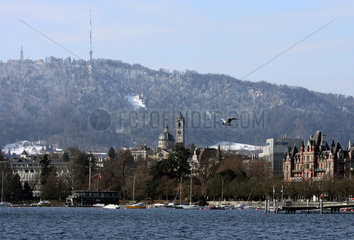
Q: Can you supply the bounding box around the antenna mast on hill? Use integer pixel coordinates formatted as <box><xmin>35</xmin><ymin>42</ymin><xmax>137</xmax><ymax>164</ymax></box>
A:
<box><xmin>89</xmin><ymin>9</ymin><xmax>93</xmax><ymax>62</ymax></box>
<box><xmin>20</xmin><ymin>45</ymin><xmax>24</xmax><ymax>61</ymax></box>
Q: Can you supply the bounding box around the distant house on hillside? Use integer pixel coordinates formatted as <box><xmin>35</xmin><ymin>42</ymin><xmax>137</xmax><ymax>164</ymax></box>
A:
<box><xmin>283</xmin><ymin>131</ymin><xmax>354</xmax><ymax>181</ymax></box>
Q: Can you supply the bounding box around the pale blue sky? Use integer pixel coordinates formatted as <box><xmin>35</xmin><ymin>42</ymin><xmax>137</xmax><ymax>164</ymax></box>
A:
<box><xmin>1</xmin><ymin>0</ymin><xmax>353</xmax><ymax>96</ymax></box>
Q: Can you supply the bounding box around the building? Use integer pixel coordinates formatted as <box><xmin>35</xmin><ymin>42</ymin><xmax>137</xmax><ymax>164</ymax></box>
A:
<box><xmin>158</xmin><ymin>125</ymin><xmax>175</xmax><ymax>150</ymax></box>
<box><xmin>190</xmin><ymin>146</ymin><xmax>221</xmax><ymax>176</ymax></box>
<box><xmin>131</xmin><ymin>144</ymin><xmax>151</xmax><ymax>161</ymax></box>
<box><xmin>66</xmin><ymin>190</ymin><xmax>119</xmax><ymax>207</ymax></box>
<box><xmin>149</xmin><ymin>148</ymin><xmax>171</xmax><ymax>161</ymax></box>
<box><xmin>9</xmin><ymin>157</ymin><xmax>70</xmax><ymax>197</ymax></box>
<box><xmin>132</xmin><ymin>112</ymin><xmax>186</xmax><ymax>161</ymax></box>
<box><xmin>176</xmin><ymin>112</ymin><xmax>185</xmax><ymax>146</ymax></box>
<box><xmin>283</xmin><ymin>131</ymin><xmax>354</xmax><ymax>181</ymax></box>
<box><xmin>259</xmin><ymin>136</ymin><xmax>302</xmax><ymax>175</ymax></box>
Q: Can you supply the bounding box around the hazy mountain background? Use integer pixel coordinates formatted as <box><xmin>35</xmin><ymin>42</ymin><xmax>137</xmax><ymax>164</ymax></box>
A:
<box><xmin>0</xmin><ymin>57</ymin><xmax>353</xmax><ymax>151</ymax></box>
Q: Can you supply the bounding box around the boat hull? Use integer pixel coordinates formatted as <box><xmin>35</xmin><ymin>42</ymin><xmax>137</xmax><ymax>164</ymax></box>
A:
<box><xmin>126</xmin><ymin>205</ymin><xmax>146</xmax><ymax>209</ymax></box>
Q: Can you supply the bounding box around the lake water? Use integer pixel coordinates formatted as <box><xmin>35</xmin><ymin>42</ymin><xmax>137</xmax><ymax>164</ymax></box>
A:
<box><xmin>0</xmin><ymin>207</ymin><xmax>353</xmax><ymax>239</ymax></box>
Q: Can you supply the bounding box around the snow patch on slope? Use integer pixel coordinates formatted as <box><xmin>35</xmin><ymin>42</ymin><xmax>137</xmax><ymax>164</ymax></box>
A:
<box><xmin>211</xmin><ymin>141</ymin><xmax>261</xmax><ymax>152</ymax></box>
<box><xmin>2</xmin><ymin>140</ymin><xmax>62</xmax><ymax>156</ymax></box>
<box><xmin>126</xmin><ymin>95</ymin><xmax>146</xmax><ymax>110</ymax></box>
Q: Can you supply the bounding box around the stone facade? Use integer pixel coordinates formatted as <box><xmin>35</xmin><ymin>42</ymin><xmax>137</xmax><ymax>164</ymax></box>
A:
<box><xmin>131</xmin><ymin>144</ymin><xmax>151</xmax><ymax>161</ymax></box>
<box><xmin>283</xmin><ymin>131</ymin><xmax>354</xmax><ymax>181</ymax></box>
<box><xmin>9</xmin><ymin>157</ymin><xmax>70</xmax><ymax>197</ymax></box>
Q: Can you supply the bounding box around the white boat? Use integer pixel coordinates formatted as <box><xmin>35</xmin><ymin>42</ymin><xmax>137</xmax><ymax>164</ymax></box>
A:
<box><xmin>0</xmin><ymin>201</ymin><xmax>11</xmax><ymax>207</ymax></box>
<box><xmin>152</xmin><ymin>203</ymin><xmax>166</xmax><ymax>208</ymax></box>
<box><xmin>103</xmin><ymin>204</ymin><xmax>120</xmax><ymax>209</ymax></box>
<box><xmin>92</xmin><ymin>203</ymin><xmax>105</xmax><ymax>208</ymax></box>
<box><xmin>183</xmin><ymin>204</ymin><xmax>200</xmax><ymax>210</ymax></box>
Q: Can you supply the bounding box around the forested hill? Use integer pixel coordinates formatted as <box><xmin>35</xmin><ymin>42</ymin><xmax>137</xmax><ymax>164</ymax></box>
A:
<box><xmin>0</xmin><ymin>57</ymin><xmax>353</xmax><ymax>150</ymax></box>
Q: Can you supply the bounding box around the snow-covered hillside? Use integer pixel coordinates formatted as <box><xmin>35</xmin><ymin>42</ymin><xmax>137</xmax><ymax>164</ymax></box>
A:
<box><xmin>2</xmin><ymin>140</ymin><xmax>62</xmax><ymax>156</ymax></box>
<box><xmin>211</xmin><ymin>141</ymin><xmax>262</xmax><ymax>152</ymax></box>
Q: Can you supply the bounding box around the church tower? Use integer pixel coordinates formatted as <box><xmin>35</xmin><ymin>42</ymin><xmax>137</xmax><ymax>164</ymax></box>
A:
<box><xmin>176</xmin><ymin>112</ymin><xmax>185</xmax><ymax>146</ymax></box>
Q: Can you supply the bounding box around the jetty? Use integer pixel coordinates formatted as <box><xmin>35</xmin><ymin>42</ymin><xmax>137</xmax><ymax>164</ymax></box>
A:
<box><xmin>264</xmin><ymin>200</ymin><xmax>354</xmax><ymax>214</ymax></box>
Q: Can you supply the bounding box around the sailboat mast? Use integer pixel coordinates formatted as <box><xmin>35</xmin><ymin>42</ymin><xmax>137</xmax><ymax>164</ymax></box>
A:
<box><xmin>132</xmin><ymin>175</ymin><xmax>136</xmax><ymax>202</ymax></box>
<box><xmin>221</xmin><ymin>179</ymin><xmax>224</xmax><ymax>201</ymax></box>
<box><xmin>189</xmin><ymin>176</ymin><xmax>192</xmax><ymax>205</ymax></box>
<box><xmin>1</xmin><ymin>169</ymin><xmax>4</xmax><ymax>203</ymax></box>
<box><xmin>179</xmin><ymin>176</ymin><xmax>182</xmax><ymax>205</ymax></box>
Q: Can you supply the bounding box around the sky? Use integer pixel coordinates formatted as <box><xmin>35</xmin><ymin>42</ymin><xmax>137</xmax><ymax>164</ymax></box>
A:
<box><xmin>1</xmin><ymin>0</ymin><xmax>353</xmax><ymax>96</ymax></box>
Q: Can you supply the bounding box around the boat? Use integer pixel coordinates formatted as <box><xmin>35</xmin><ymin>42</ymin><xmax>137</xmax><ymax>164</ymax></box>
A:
<box><xmin>221</xmin><ymin>204</ymin><xmax>236</xmax><ymax>210</ymax></box>
<box><xmin>152</xmin><ymin>203</ymin><xmax>166</xmax><ymax>208</ymax></box>
<box><xmin>0</xmin><ymin>201</ymin><xmax>11</xmax><ymax>207</ymax></box>
<box><xmin>166</xmin><ymin>176</ymin><xmax>184</xmax><ymax>209</ymax></box>
<box><xmin>125</xmin><ymin>175</ymin><xmax>146</xmax><ymax>209</ymax></box>
<box><xmin>92</xmin><ymin>203</ymin><xmax>105</xmax><ymax>208</ymax></box>
<box><xmin>209</xmin><ymin>205</ymin><xmax>226</xmax><ymax>210</ymax></box>
<box><xmin>182</xmin><ymin>176</ymin><xmax>200</xmax><ymax>210</ymax></box>
<box><xmin>183</xmin><ymin>204</ymin><xmax>200</xmax><ymax>210</ymax></box>
<box><xmin>166</xmin><ymin>202</ymin><xmax>183</xmax><ymax>209</ymax></box>
<box><xmin>126</xmin><ymin>202</ymin><xmax>146</xmax><ymax>209</ymax></box>
<box><xmin>103</xmin><ymin>204</ymin><xmax>120</xmax><ymax>209</ymax></box>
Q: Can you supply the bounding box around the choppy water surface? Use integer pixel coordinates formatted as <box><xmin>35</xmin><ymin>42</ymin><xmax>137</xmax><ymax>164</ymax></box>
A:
<box><xmin>0</xmin><ymin>207</ymin><xmax>353</xmax><ymax>239</ymax></box>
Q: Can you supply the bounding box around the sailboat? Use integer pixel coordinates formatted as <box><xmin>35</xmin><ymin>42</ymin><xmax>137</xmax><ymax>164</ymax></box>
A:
<box><xmin>183</xmin><ymin>176</ymin><xmax>200</xmax><ymax>210</ymax></box>
<box><xmin>167</xmin><ymin>176</ymin><xmax>183</xmax><ymax>209</ymax></box>
<box><xmin>125</xmin><ymin>176</ymin><xmax>146</xmax><ymax>209</ymax></box>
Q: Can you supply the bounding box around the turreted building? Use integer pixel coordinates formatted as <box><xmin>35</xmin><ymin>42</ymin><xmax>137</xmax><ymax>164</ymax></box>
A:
<box><xmin>283</xmin><ymin>131</ymin><xmax>354</xmax><ymax>181</ymax></box>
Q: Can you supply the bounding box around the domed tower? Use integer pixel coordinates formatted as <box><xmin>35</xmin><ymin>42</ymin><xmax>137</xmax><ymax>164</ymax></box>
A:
<box><xmin>176</xmin><ymin>112</ymin><xmax>185</xmax><ymax>146</ymax></box>
<box><xmin>158</xmin><ymin>125</ymin><xmax>175</xmax><ymax>150</ymax></box>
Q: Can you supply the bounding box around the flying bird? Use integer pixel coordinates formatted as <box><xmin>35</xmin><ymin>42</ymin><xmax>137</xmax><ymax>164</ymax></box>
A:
<box><xmin>220</xmin><ymin>117</ymin><xmax>238</xmax><ymax>126</ymax></box>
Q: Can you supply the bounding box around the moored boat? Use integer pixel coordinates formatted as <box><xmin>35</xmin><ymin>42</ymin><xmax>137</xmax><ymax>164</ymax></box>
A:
<box><xmin>0</xmin><ymin>201</ymin><xmax>11</xmax><ymax>207</ymax></box>
<box><xmin>126</xmin><ymin>202</ymin><xmax>146</xmax><ymax>209</ymax></box>
<box><xmin>209</xmin><ymin>205</ymin><xmax>225</xmax><ymax>210</ymax></box>
<box><xmin>152</xmin><ymin>203</ymin><xmax>166</xmax><ymax>208</ymax></box>
<box><xmin>183</xmin><ymin>204</ymin><xmax>200</xmax><ymax>210</ymax></box>
<box><xmin>103</xmin><ymin>204</ymin><xmax>120</xmax><ymax>209</ymax></box>
<box><xmin>92</xmin><ymin>203</ymin><xmax>105</xmax><ymax>208</ymax></box>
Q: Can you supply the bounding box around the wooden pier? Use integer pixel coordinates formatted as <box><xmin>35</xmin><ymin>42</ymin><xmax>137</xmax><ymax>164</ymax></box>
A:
<box><xmin>265</xmin><ymin>200</ymin><xmax>354</xmax><ymax>214</ymax></box>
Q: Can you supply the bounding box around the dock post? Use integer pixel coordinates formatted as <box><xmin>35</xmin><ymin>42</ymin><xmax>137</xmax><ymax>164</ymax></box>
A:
<box><xmin>264</xmin><ymin>199</ymin><xmax>270</xmax><ymax>213</ymax></box>
<box><xmin>307</xmin><ymin>199</ymin><xmax>309</xmax><ymax>214</ymax></box>
<box><xmin>320</xmin><ymin>199</ymin><xmax>323</xmax><ymax>214</ymax></box>
<box><xmin>268</xmin><ymin>200</ymin><xmax>271</xmax><ymax>213</ymax></box>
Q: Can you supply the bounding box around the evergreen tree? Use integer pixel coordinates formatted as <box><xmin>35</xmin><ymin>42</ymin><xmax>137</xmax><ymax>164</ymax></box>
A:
<box><xmin>71</xmin><ymin>152</ymin><xmax>93</xmax><ymax>190</ymax></box>
<box><xmin>40</xmin><ymin>154</ymin><xmax>52</xmax><ymax>185</ymax></box>
<box><xmin>62</xmin><ymin>152</ymin><xmax>70</xmax><ymax>162</ymax></box>
<box><xmin>108</xmin><ymin>147</ymin><xmax>116</xmax><ymax>160</ymax></box>
<box><xmin>6</xmin><ymin>174</ymin><xmax>23</xmax><ymax>202</ymax></box>
<box><xmin>169</xmin><ymin>143</ymin><xmax>190</xmax><ymax>179</ymax></box>
<box><xmin>22</xmin><ymin>181</ymin><xmax>33</xmax><ymax>201</ymax></box>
